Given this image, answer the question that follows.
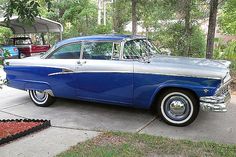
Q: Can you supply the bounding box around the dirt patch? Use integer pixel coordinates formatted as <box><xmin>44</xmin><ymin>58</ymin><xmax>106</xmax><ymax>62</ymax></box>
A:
<box><xmin>92</xmin><ymin>133</ymin><xmax>126</xmax><ymax>146</ymax></box>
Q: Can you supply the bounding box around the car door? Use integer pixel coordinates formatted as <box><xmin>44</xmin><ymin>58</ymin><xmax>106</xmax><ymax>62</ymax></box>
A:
<box><xmin>74</xmin><ymin>41</ymin><xmax>134</xmax><ymax>106</ymax></box>
<box><xmin>45</xmin><ymin>42</ymin><xmax>82</xmax><ymax>99</ymax></box>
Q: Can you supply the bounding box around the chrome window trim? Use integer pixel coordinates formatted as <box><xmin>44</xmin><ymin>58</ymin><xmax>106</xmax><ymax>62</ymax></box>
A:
<box><xmin>46</xmin><ymin>42</ymin><xmax>82</xmax><ymax>59</ymax></box>
<box><xmin>80</xmin><ymin>40</ymin><xmax>122</xmax><ymax>61</ymax></box>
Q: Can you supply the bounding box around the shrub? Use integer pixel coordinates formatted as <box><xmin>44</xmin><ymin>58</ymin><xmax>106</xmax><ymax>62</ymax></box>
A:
<box><xmin>150</xmin><ymin>22</ymin><xmax>206</xmax><ymax>57</ymax></box>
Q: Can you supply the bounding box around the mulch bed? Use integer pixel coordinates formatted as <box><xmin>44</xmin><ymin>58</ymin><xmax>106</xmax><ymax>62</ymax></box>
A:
<box><xmin>0</xmin><ymin>119</ymin><xmax>50</xmax><ymax>145</ymax></box>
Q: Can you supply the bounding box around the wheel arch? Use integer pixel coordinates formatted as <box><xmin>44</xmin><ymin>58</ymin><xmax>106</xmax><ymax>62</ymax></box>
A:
<box><xmin>150</xmin><ymin>86</ymin><xmax>199</xmax><ymax>111</ymax></box>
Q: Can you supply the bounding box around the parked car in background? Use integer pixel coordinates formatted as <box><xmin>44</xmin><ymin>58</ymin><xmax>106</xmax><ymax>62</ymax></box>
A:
<box><xmin>3</xmin><ymin>35</ymin><xmax>232</xmax><ymax>126</ymax></box>
<box><xmin>0</xmin><ymin>45</ymin><xmax>19</xmax><ymax>64</ymax></box>
<box><xmin>8</xmin><ymin>37</ymin><xmax>50</xmax><ymax>58</ymax></box>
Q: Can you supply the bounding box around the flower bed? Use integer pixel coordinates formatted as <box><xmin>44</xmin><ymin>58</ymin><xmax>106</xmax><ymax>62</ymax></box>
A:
<box><xmin>0</xmin><ymin>119</ymin><xmax>50</xmax><ymax>145</ymax></box>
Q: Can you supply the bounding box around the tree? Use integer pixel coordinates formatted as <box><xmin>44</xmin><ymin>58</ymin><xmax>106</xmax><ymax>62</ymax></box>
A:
<box><xmin>112</xmin><ymin>0</ymin><xmax>130</xmax><ymax>33</ymax></box>
<box><xmin>4</xmin><ymin>0</ymin><xmax>52</xmax><ymax>23</ymax></box>
<box><xmin>131</xmin><ymin>0</ymin><xmax>137</xmax><ymax>35</ymax></box>
<box><xmin>206</xmin><ymin>0</ymin><xmax>219</xmax><ymax>59</ymax></box>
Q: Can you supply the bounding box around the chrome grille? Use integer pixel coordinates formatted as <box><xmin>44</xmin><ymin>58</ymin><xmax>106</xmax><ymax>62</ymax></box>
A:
<box><xmin>216</xmin><ymin>84</ymin><xmax>230</xmax><ymax>96</ymax></box>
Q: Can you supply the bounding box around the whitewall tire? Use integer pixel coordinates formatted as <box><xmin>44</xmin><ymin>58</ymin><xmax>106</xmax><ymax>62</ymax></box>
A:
<box><xmin>29</xmin><ymin>90</ymin><xmax>55</xmax><ymax>107</ymax></box>
<box><xmin>157</xmin><ymin>89</ymin><xmax>199</xmax><ymax>127</ymax></box>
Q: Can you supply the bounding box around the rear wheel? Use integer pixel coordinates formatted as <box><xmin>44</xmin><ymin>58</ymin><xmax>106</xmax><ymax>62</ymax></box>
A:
<box><xmin>29</xmin><ymin>90</ymin><xmax>55</xmax><ymax>107</ymax></box>
<box><xmin>156</xmin><ymin>89</ymin><xmax>199</xmax><ymax>127</ymax></box>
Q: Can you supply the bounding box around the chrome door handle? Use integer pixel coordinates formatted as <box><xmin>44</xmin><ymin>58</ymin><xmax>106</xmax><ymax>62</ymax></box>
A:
<box><xmin>77</xmin><ymin>60</ymin><xmax>86</xmax><ymax>65</ymax></box>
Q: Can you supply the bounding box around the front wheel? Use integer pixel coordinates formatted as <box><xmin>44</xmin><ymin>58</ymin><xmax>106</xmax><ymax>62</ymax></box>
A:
<box><xmin>156</xmin><ymin>89</ymin><xmax>199</xmax><ymax>127</ymax></box>
<box><xmin>29</xmin><ymin>90</ymin><xmax>55</xmax><ymax>107</ymax></box>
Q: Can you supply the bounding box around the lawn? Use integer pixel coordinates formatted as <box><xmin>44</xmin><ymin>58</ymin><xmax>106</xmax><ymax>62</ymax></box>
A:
<box><xmin>57</xmin><ymin>132</ymin><xmax>236</xmax><ymax>157</ymax></box>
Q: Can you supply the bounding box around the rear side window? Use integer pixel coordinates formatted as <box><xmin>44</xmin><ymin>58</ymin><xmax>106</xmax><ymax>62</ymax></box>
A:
<box><xmin>82</xmin><ymin>42</ymin><xmax>114</xmax><ymax>60</ymax></box>
<box><xmin>48</xmin><ymin>43</ymin><xmax>81</xmax><ymax>59</ymax></box>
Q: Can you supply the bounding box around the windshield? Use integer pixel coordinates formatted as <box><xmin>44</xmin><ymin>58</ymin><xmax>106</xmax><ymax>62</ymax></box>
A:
<box><xmin>142</xmin><ymin>39</ymin><xmax>160</xmax><ymax>56</ymax></box>
<box><xmin>40</xmin><ymin>45</ymin><xmax>56</xmax><ymax>58</ymax></box>
<box><xmin>15</xmin><ymin>38</ymin><xmax>32</xmax><ymax>45</ymax></box>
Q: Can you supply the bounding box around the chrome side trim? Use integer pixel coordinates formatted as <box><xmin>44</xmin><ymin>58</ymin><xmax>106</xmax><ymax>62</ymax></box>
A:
<box><xmin>48</xmin><ymin>68</ymin><xmax>74</xmax><ymax>76</ymax></box>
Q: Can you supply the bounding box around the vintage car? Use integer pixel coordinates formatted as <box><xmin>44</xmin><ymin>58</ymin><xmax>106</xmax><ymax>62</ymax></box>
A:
<box><xmin>0</xmin><ymin>45</ymin><xmax>19</xmax><ymax>64</ymax></box>
<box><xmin>3</xmin><ymin>35</ymin><xmax>232</xmax><ymax>126</ymax></box>
<box><xmin>8</xmin><ymin>37</ymin><xmax>50</xmax><ymax>58</ymax></box>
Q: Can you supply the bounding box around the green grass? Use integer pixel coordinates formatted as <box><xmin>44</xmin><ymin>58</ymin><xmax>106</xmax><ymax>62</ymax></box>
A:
<box><xmin>57</xmin><ymin>132</ymin><xmax>236</xmax><ymax>157</ymax></box>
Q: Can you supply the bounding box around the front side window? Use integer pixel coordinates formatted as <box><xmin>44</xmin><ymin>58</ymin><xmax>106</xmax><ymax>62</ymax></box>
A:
<box><xmin>82</xmin><ymin>42</ymin><xmax>119</xmax><ymax>60</ymax></box>
<box><xmin>123</xmin><ymin>39</ymin><xmax>159</xmax><ymax>59</ymax></box>
<box><xmin>48</xmin><ymin>43</ymin><xmax>81</xmax><ymax>59</ymax></box>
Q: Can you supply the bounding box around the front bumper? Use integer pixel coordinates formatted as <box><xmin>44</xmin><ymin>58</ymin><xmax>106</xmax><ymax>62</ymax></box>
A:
<box><xmin>200</xmin><ymin>79</ymin><xmax>232</xmax><ymax>112</ymax></box>
<box><xmin>200</xmin><ymin>92</ymin><xmax>231</xmax><ymax>112</ymax></box>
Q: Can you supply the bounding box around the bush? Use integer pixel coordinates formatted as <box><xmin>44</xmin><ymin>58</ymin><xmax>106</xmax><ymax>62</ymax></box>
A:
<box><xmin>150</xmin><ymin>22</ymin><xmax>206</xmax><ymax>57</ymax></box>
<box><xmin>214</xmin><ymin>40</ymin><xmax>236</xmax><ymax>72</ymax></box>
<box><xmin>0</xmin><ymin>27</ymin><xmax>12</xmax><ymax>44</ymax></box>
<box><xmin>93</xmin><ymin>24</ymin><xmax>113</xmax><ymax>34</ymax></box>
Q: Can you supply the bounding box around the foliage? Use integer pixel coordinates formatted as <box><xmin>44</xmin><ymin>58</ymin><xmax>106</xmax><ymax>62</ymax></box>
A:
<box><xmin>151</xmin><ymin>22</ymin><xmax>206</xmax><ymax>57</ymax></box>
<box><xmin>214</xmin><ymin>40</ymin><xmax>236</xmax><ymax>59</ymax></box>
<box><xmin>4</xmin><ymin>0</ymin><xmax>52</xmax><ymax>24</ymax></box>
<box><xmin>214</xmin><ymin>40</ymin><xmax>236</xmax><ymax>71</ymax></box>
<box><xmin>42</xmin><ymin>0</ymin><xmax>101</xmax><ymax>38</ymax></box>
<box><xmin>93</xmin><ymin>25</ymin><xmax>113</xmax><ymax>34</ymax></box>
<box><xmin>112</xmin><ymin>0</ymin><xmax>131</xmax><ymax>33</ymax></box>
<box><xmin>219</xmin><ymin>0</ymin><xmax>236</xmax><ymax>35</ymax></box>
<box><xmin>0</xmin><ymin>0</ymin><xmax>228</xmax><ymax>60</ymax></box>
<box><xmin>0</xmin><ymin>27</ymin><xmax>12</xmax><ymax>44</ymax></box>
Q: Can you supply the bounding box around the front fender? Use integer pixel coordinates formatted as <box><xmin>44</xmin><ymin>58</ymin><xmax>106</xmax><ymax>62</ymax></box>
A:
<box><xmin>148</xmin><ymin>80</ymin><xmax>218</xmax><ymax>109</ymax></box>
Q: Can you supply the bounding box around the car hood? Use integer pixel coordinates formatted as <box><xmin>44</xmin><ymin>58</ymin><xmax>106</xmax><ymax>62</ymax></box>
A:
<box><xmin>148</xmin><ymin>55</ymin><xmax>231</xmax><ymax>80</ymax></box>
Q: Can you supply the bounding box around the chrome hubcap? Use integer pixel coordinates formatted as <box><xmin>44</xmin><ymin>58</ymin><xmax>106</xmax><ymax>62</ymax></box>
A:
<box><xmin>164</xmin><ymin>95</ymin><xmax>191</xmax><ymax>121</ymax></box>
<box><xmin>33</xmin><ymin>91</ymin><xmax>47</xmax><ymax>102</ymax></box>
<box><xmin>169</xmin><ymin>100</ymin><xmax>186</xmax><ymax>115</ymax></box>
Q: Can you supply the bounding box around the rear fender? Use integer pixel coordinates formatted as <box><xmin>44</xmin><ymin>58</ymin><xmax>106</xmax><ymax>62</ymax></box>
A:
<box><xmin>24</xmin><ymin>81</ymin><xmax>53</xmax><ymax>95</ymax></box>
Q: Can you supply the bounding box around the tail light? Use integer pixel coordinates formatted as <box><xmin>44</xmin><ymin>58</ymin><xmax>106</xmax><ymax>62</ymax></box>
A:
<box><xmin>13</xmin><ymin>48</ymin><xmax>18</xmax><ymax>52</ymax></box>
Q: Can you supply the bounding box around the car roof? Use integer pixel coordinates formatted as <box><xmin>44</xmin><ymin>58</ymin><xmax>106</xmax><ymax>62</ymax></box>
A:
<box><xmin>56</xmin><ymin>34</ymin><xmax>146</xmax><ymax>47</ymax></box>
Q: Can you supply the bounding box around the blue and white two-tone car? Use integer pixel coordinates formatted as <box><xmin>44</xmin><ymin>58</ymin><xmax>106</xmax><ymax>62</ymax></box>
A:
<box><xmin>3</xmin><ymin>35</ymin><xmax>232</xmax><ymax>126</ymax></box>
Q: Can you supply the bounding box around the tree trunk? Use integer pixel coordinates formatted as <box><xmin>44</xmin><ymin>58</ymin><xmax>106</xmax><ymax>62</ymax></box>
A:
<box><xmin>184</xmin><ymin>0</ymin><xmax>191</xmax><ymax>56</ymax></box>
<box><xmin>41</xmin><ymin>33</ymin><xmax>45</xmax><ymax>45</ymax></box>
<box><xmin>132</xmin><ymin>0</ymin><xmax>137</xmax><ymax>35</ymax></box>
<box><xmin>206</xmin><ymin>0</ymin><xmax>219</xmax><ymax>59</ymax></box>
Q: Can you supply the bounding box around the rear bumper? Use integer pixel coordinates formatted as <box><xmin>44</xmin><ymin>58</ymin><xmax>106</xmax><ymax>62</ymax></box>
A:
<box><xmin>8</xmin><ymin>55</ymin><xmax>19</xmax><ymax>59</ymax></box>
